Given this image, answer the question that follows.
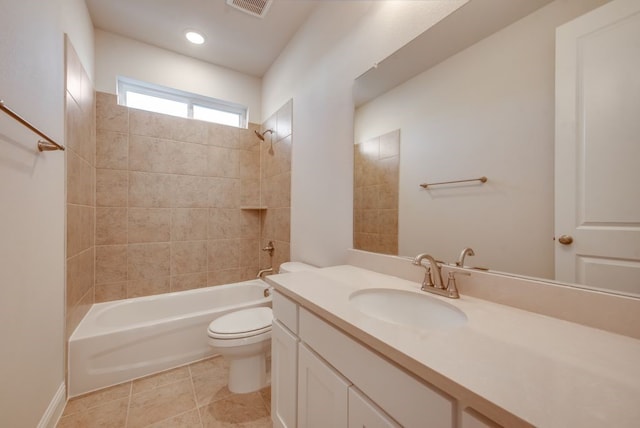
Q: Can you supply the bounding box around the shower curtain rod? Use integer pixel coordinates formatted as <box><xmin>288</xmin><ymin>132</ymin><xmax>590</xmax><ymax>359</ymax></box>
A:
<box><xmin>0</xmin><ymin>99</ymin><xmax>65</xmax><ymax>151</ymax></box>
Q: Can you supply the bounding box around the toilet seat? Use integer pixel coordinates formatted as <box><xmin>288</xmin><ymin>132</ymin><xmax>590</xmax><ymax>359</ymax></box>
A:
<box><xmin>207</xmin><ymin>307</ymin><xmax>272</xmax><ymax>340</ymax></box>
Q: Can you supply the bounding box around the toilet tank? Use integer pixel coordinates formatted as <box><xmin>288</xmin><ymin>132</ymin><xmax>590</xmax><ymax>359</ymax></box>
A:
<box><xmin>279</xmin><ymin>262</ymin><xmax>317</xmax><ymax>274</ymax></box>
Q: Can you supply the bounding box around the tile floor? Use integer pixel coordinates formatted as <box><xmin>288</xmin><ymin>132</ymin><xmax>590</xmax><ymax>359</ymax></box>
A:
<box><xmin>57</xmin><ymin>356</ymin><xmax>272</xmax><ymax>428</ymax></box>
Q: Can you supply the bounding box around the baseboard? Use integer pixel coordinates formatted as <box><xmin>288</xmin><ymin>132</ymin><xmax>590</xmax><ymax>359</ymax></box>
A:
<box><xmin>37</xmin><ymin>382</ymin><xmax>66</xmax><ymax>428</ymax></box>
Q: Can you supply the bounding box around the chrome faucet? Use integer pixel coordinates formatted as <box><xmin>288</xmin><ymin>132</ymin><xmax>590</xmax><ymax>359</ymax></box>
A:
<box><xmin>412</xmin><ymin>253</ymin><xmax>460</xmax><ymax>299</ymax></box>
<box><xmin>456</xmin><ymin>247</ymin><xmax>475</xmax><ymax>267</ymax></box>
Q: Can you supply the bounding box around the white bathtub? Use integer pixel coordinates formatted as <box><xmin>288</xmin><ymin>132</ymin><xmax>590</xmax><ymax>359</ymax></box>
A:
<box><xmin>68</xmin><ymin>279</ymin><xmax>270</xmax><ymax>397</ymax></box>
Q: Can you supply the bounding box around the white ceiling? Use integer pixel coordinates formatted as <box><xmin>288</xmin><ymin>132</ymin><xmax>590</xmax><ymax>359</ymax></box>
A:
<box><xmin>85</xmin><ymin>0</ymin><xmax>320</xmax><ymax>77</ymax></box>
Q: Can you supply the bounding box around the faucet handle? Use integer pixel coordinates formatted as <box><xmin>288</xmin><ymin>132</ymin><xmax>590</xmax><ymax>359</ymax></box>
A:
<box><xmin>445</xmin><ymin>270</ymin><xmax>470</xmax><ymax>298</ymax></box>
<box><xmin>414</xmin><ymin>260</ymin><xmax>435</xmax><ymax>290</ymax></box>
<box><xmin>422</xmin><ymin>266</ymin><xmax>435</xmax><ymax>289</ymax></box>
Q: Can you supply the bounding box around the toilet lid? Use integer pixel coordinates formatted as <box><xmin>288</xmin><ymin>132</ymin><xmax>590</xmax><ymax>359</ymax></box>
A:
<box><xmin>207</xmin><ymin>307</ymin><xmax>273</xmax><ymax>339</ymax></box>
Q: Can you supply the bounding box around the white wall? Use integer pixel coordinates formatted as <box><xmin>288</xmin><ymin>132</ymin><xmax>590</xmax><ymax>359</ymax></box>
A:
<box><xmin>262</xmin><ymin>0</ymin><xmax>469</xmax><ymax>267</ymax></box>
<box><xmin>61</xmin><ymin>0</ymin><xmax>95</xmax><ymax>81</ymax></box>
<box><xmin>354</xmin><ymin>0</ymin><xmax>608</xmax><ymax>279</ymax></box>
<box><xmin>94</xmin><ymin>30</ymin><xmax>263</xmax><ymax>124</ymax></box>
<box><xmin>0</xmin><ymin>0</ymin><xmax>93</xmax><ymax>426</ymax></box>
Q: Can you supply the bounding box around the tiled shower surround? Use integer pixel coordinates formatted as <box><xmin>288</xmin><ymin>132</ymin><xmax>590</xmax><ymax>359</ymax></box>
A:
<box><xmin>94</xmin><ymin>92</ymin><xmax>292</xmax><ymax>302</ymax></box>
<box><xmin>259</xmin><ymin>102</ymin><xmax>292</xmax><ymax>271</ymax></box>
<box><xmin>354</xmin><ymin>129</ymin><xmax>400</xmax><ymax>255</ymax></box>
<box><xmin>65</xmin><ymin>38</ymin><xmax>96</xmax><ymax>339</ymax></box>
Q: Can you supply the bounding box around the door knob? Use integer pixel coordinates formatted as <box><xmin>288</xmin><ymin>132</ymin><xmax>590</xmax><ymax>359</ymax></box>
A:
<box><xmin>558</xmin><ymin>235</ymin><xmax>573</xmax><ymax>245</ymax></box>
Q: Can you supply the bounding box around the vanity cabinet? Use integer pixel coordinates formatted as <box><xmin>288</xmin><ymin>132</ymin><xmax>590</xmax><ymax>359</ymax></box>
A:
<box><xmin>298</xmin><ymin>343</ymin><xmax>350</xmax><ymax>427</ymax></box>
<box><xmin>349</xmin><ymin>387</ymin><xmax>401</xmax><ymax>428</ymax></box>
<box><xmin>460</xmin><ymin>408</ymin><xmax>501</xmax><ymax>428</ymax></box>
<box><xmin>298</xmin><ymin>342</ymin><xmax>401</xmax><ymax>428</ymax></box>
<box><xmin>271</xmin><ymin>291</ymin><xmax>456</xmax><ymax>428</ymax></box>
<box><xmin>272</xmin><ymin>320</ymin><xmax>299</xmax><ymax>428</ymax></box>
<box><xmin>272</xmin><ymin>291</ymin><xmax>301</xmax><ymax>428</ymax></box>
<box><xmin>299</xmin><ymin>307</ymin><xmax>454</xmax><ymax>427</ymax></box>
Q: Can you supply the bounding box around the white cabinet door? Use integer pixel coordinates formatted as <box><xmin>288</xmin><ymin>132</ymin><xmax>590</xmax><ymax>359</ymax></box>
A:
<box><xmin>555</xmin><ymin>0</ymin><xmax>640</xmax><ymax>295</ymax></box>
<box><xmin>272</xmin><ymin>320</ymin><xmax>299</xmax><ymax>428</ymax></box>
<box><xmin>348</xmin><ymin>387</ymin><xmax>400</xmax><ymax>428</ymax></box>
<box><xmin>298</xmin><ymin>343</ymin><xmax>350</xmax><ymax>428</ymax></box>
<box><xmin>299</xmin><ymin>308</ymin><xmax>454</xmax><ymax>428</ymax></box>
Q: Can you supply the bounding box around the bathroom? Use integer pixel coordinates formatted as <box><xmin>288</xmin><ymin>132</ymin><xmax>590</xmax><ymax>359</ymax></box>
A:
<box><xmin>2</xmin><ymin>0</ymin><xmax>639</xmax><ymax>427</ymax></box>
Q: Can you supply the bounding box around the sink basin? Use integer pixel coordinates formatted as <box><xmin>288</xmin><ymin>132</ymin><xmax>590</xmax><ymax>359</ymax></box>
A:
<box><xmin>349</xmin><ymin>288</ymin><xmax>467</xmax><ymax>329</ymax></box>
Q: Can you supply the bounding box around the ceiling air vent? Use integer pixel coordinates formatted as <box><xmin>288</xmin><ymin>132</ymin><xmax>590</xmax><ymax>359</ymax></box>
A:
<box><xmin>226</xmin><ymin>0</ymin><xmax>273</xmax><ymax>18</ymax></box>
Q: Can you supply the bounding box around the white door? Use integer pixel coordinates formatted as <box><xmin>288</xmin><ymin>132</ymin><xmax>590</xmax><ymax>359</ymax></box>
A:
<box><xmin>271</xmin><ymin>320</ymin><xmax>299</xmax><ymax>428</ymax></box>
<box><xmin>297</xmin><ymin>343</ymin><xmax>350</xmax><ymax>428</ymax></box>
<box><xmin>555</xmin><ymin>0</ymin><xmax>640</xmax><ymax>296</ymax></box>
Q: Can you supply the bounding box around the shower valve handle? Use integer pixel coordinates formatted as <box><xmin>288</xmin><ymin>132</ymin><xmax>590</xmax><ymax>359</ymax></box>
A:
<box><xmin>262</xmin><ymin>241</ymin><xmax>275</xmax><ymax>257</ymax></box>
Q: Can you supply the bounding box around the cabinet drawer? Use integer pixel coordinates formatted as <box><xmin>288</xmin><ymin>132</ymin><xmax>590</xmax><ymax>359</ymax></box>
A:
<box><xmin>273</xmin><ymin>291</ymin><xmax>298</xmax><ymax>334</ymax></box>
<box><xmin>299</xmin><ymin>308</ymin><xmax>454</xmax><ymax>428</ymax></box>
<box><xmin>349</xmin><ymin>387</ymin><xmax>401</xmax><ymax>428</ymax></box>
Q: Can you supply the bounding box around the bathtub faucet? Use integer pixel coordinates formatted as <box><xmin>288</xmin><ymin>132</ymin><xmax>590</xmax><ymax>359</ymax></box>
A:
<box><xmin>256</xmin><ymin>267</ymin><xmax>273</xmax><ymax>278</ymax></box>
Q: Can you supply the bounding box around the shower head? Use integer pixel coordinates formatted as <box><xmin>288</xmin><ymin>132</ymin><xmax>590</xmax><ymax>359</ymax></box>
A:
<box><xmin>254</xmin><ymin>129</ymin><xmax>274</xmax><ymax>141</ymax></box>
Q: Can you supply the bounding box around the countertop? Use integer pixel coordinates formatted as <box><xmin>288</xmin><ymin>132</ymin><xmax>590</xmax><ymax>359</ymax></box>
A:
<box><xmin>266</xmin><ymin>265</ymin><xmax>640</xmax><ymax>427</ymax></box>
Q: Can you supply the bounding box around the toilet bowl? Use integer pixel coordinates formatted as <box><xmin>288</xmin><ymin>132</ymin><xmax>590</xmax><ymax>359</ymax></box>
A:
<box><xmin>206</xmin><ymin>262</ymin><xmax>317</xmax><ymax>393</ymax></box>
<box><xmin>207</xmin><ymin>306</ymin><xmax>273</xmax><ymax>393</ymax></box>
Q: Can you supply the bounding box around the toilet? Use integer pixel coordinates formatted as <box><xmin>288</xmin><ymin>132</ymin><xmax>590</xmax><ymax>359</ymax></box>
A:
<box><xmin>207</xmin><ymin>261</ymin><xmax>317</xmax><ymax>393</ymax></box>
<box><xmin>279</xmin><ymin>261</ymin><xmax>317</xmax><ymax>274</ymax></box>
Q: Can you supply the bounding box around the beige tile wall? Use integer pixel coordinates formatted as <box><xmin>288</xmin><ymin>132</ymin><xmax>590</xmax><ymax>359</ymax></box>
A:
<box><xmin>259</xmin><ymin>100</ymin><xmax>292</xmax><ymax>272</ymax></box>
<box><xmin>95</xmin><ymin>93</ymin><xmax>291</xmax><ymax>301</ymax></box>
<box><xmin>65</xmin><ymin>37</ymin><xmax>96</xmax><ymax>339</ymax></box>
<box><xmin>354</xmin><ymin>129</ymin><xmax>400</xmax><ymax>255</ymax></box>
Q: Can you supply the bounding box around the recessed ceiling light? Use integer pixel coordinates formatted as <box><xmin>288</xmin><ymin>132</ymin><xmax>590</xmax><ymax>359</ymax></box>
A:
<box><xmin>185</xmin><ymin>31</ymin><xmax>205</xmax><ymax>45</ymax></box>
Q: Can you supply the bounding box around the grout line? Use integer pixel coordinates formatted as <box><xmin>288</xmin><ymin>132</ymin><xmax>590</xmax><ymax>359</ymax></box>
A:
<box><xmin>188</xmin><ymin>363</ymin><xmax>205</xmax><ymax>427</ymax></box>
<box><xmin>147</xmin><ymin>409</ymin><xmax>203</xmax><ymax>428</ymax></box>
<box><xmin>124</xmin><ymin>382</ymin><xmax>132</xmax><ymax>428</ymax></box>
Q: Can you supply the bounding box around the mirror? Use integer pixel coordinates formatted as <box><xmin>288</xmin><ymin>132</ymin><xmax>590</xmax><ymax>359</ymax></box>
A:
<box><xmin>353</xmin><ymin>0</ymin><xmax>639</xmax><ymax>297</ymax></box>
<box><xmin>354</xmin><ymin>130</ymin><xmax>400</xmax><ymax>255</ymax></box>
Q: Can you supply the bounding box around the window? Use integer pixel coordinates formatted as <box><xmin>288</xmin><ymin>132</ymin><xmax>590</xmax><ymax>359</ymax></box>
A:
<box><xmin>117</xmin><ymin>77</ymin><xmax>247</xmax><ymax>128</ymax></box>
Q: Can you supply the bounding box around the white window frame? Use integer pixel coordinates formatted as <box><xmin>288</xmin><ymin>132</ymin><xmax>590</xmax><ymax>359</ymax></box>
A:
<box><xmin>116</xmin><ymin>76</ymin><xmax>248</xmax><ymax>128</ymax></box>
